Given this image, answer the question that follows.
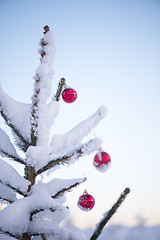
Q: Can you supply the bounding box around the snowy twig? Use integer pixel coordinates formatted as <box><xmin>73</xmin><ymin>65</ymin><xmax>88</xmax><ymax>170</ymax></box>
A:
<box><xmin>0</xmin><ymin>150</ymin><xmax>26</xmax><ymax>165</ymax></box>
<box><xmin>37</xmin><ymin>138</ymin><xmax>101</xmax><ymax>175</ymax></box>
<box><xmin>50</xmin><ymin>107</ymin><xmax>106</xmax><ymax>155</ymax></box>
<box><xmin>37</xmin><ymin>153</ymin><xmax>75</xmax><ymax>174</ymax></box>
<box><xmin>0</xmin><ymin>230</ymin><xmax>19</xmax><ymax>239</ymax></box>
<box><xmin>0</xmin><ymin>180</ymin><xmax>27</xmax><ymax>197</ymax></box>
<box><xmin>0</xmin><ymin>196</ymin><xmax>14</xmax><ymax>203</ymax></box>
<box><xmin>90</xmin><ymin>188</ymin><xmax>130</xmax><ymax>240</ymax></box>
<box><xmin>30</xmin><ymin>207</ymin><xmax>55</xmax><ymax>221</ymax></box>
<box><xmin>41</xmin><ymin>233</ymin><xmax>47</xmax><ymax>240</ymax></box>
<box><xmin>54</xmin><ymin>78</ymin><xmax>66</xmax><ymax>101</ymax></box>
<box><xmin>31</xmin><ymin>27</ymin><xmax>55</xmax><ymax>141</ymax></box>
<box><xmin>30</xmin><ymin>92</ymin><xmax>39</xmax><ymax>147</ymax></box>
<box><xmin>37</xmin><ymin>149</ymin><xmax>83</xmax><ymax>175</ymax></box>
<box><xmin>52</xmin><ymin>178</ymin><xmax>87</xmax><ymax>199</ymax></box>
<box><xmin>0</xmin><ymin>109</ymin><xmax>29</xmax><ymax>151</ymax></box>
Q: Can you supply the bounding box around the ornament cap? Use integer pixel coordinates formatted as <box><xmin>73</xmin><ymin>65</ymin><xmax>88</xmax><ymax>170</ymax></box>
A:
<box><xmin>84</xmin><ymin>189</ymin><xmax>88</xmax><ymax>194</ymax></box>
<box><xmin>43</xmin><ymin>25</ymin><xmax>50</xmax><ymax>34</ymax></box>
<box><xmin>99</xmin><ymin>147</ymin><xmax>104</xmax><ymax>151</ymax></box>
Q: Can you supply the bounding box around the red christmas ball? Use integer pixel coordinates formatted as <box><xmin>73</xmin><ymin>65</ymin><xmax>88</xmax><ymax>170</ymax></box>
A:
<box><xmin>93</xmin><ymin>151</ymin><xmax>111</xmax><ymax>172</ymax></box>
<box><xmin>77</xmin><ymin>191</ymin><xmax>95</xmax><ymax>211</ymax></box>
<box><xmin>62</xmin><ymin>88</ymin><xmax>77</xmax><ymax>103</ymax></box>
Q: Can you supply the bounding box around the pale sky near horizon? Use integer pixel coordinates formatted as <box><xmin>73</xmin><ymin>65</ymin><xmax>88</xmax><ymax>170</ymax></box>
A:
<box><xmin>0</xmin><ymin>0</ymin><xmax>160</xmax><ymax>229</ymax></box>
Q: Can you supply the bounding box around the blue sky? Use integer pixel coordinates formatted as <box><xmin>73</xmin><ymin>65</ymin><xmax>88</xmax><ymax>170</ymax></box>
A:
<box><xmin>0</xmin><ymin>0</ymin><xmax>160</xmax><ymax>229</ymax></box>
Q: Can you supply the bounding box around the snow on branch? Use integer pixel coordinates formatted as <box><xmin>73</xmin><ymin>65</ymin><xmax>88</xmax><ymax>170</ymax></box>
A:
<box><xmin>0</xmin><ymin>182</ymin><xmax>17</xmax><ymax>203</ymax></box>
<box><xmin>0</xmin><ymin>84</ymin><xmax>30</xmax><ymax>151</ymax></box>
<box><xmin>52</xmin><ymin>179</ymin><xmax>87</xmax><ymax>199</ymax></box>
<box><xmin>0</xmin><ymin>128</ymin><xmax>26</xmax><ymax>165</ymax></box>
<box><xmin>50</xmin><ymin>106</ymin><xmax>107</xmax><ymax>156</ymax></box>
<box><xmin>0</xmin><ymin>230</ymin><xmax>19</xmax><ymax>239</ymax></box>
<box><xmin>31</xmin><ymin>26</ymin><xmax>57</xmax><ymax>146</ymax></box>
<box><xmin>0</xmin><ymin>184</ymin><xmax>69</xmax><ymax>236</ymax></box>
<box><xmin>0</xmin><ymin>180</ymin><xmax>27</xmax><ymax>198</ymax></box>
<box><xmin>0</xmin><ymin>151</ymin><xmax>26</xmax><ymax>165</ymax></box>
<box><xmin>37</xmin><ymin>137</ymin><xmax>102</xmax><ymax>174</ymax></box>
<box><xmin>0</xmin><ymin>159</ymin><xmax>30</xmax><ymax>195</ymax></box>
<box><xmin>38</xmin><ymin>178</ymin><xmax>86</xmax><ymax>199</ymax></box>
<box><xmin>0</xmin><ymin>128</ymin><xmax>17</xmax><ymax>155</ymax></box>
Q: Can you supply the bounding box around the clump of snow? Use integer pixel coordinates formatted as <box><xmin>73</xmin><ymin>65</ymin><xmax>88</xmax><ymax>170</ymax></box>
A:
<box><xmin>43</xmin><ymin>30</ymin><xmax>55</xmax><ymax>45</ymax></box>
<box><xmin>0</xmin><ymin>198</ymin><xmax>30</xmax><ymax>235</ymax></box>
<box><xmin>30</xmin><ymin>225</ymin><xmax>87</xmax><ymax>240</ymax></box>
<box><xmin>0</xmin><ymin>83</ymin><xmax>31</xmax><ymax>142</ymax></box>
<box><xmin>37</xmin><ymin>100</ymin><xmax>59</xmax><ymax>146</ymax></box>
<box><xmin>42</xmin><ymin>30</ymin><xmax>55</xmax><ymax>65</ymax></box>
<box><xmin>31</xmin><ymin>30</ymin><xmax>58</xmax><ymax>146</ymax></box>
<box><xmin>0</xmin><ymin>128</ymin><xmax>17</xmax><ymax>157</ymax></box>
<box><xmin>44</xmin><ymin>138</ymin><xmax>102</xmax><ymax>174</ymax></box>
<box><xmin>31</xmin><ymin>224</ymin><xmax>87</xmax><ymax>240</ymax></box>
<box><xmin>26</xmin><ymin>144</ymin><xmax>64</xmax><ymax>171</ymax></box>
<box><xmin>0</xmin><ymin>234</ymin><xmax>16</xmax><ymax>240</ymax></box>
<box><xmin>81</xmin><ymin>137</ymin><xmax>102</xmax><ymax>155</ymax></box>
<box><xmin>0</xmin><ymin>159</ymin><xmax>30</xmax><ymax>193</ymax></box>
<box><xmin>0</xmin><ymin>182</ymin><xmax>17</xmax><ymax>202</ymax></box>
<box><xmin>50</xmin><ymin>107</ymin><xmax>107</xmax><ymax>155</ymax></box>
<box><xmin>98</xmin><ymin>106</ymin><xmax>108</xmax><ymax>119</ymax></box>
<box><xmin>26</xmin><ymin>136</ymin><xmax>102</xmax><ymax>173</ymax></box>
<box><xmin>0</xmin><ymin>178</ymin><xmax>86</xmax><ymax>237</ymax></box>
<box><xmin>29</xmin><ymin>209</ymin><xmax>60</xmax><ymax>234</ymax></box>
<box><xmin>40</xmin><ymin>178</ymin><xmax>85</xmax><ymax>198</ymax></box>
<box><xmin>26</xmin><ymin>145</ymin><xmax>51</xmax><ymax>167</ymax></box>
<box><xmin>0</xmin><ymin>184</ymin><xmax>69</xmax><ymax>236</ymax></box>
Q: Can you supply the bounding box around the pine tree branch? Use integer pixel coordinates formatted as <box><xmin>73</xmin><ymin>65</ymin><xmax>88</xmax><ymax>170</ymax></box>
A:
<box><xmin>0</xmin><ymin>150</ymin><xmax>26</xmax><ymax>165</ymax></box>
<box><xmin>90</xmin><ymin>188</ymin><xmax>130</xmax><ymax>240</ymax></box>
<box><xmin>0</xmin><ymin>230</ymin><xmax>19</xmax><ymax>239</ymax></box>
<box><xmin>36</xmin><ymin>153</ymin><xmax>73</xmax><ymax>174</ymax></box>
<box><xmin>41</xmin><ymin>233</ymin><xmax>47</xmax><ymax>240</ymax></box>
<box><xmin>30</xmin><ymin>83</ymin><xmax>39</xmax><ymax>146</ymax></box>
<box><xmin>37</xmin><ymin>149</ymin><xmax>83</xmax><ymax>175</ymax></box>
<box><xmin>24</xmin><ymin>165</ymin><xmax>29</xmax><ymax>180</ymax></box>
<box><xmin>0</xmin><ymin>108</ymin><xmax>29</xmax><ymax>151</ymax></box>
<box><xmin>30</xmin><ymin>26</ymin><xmax>50</xmax><ymax>146</ymax></box>
<box><xmin>52</xmin><ymin>178</ymin><xmax>87</xmax><ymax>199</ymax></box>
<box><xmin>0</xmin><ymin>196</ymin><xmax>14</xmax><ymax>203</ymax></box>
<box><xmin>54</xmin><ymin>78</ymin><xmax>66</xmax><ymax>101</ymax></box>
<box><xmin>30</xmin><ymin>207</ymin><xmax>55</xmax><ymax>221</ymax></box>
<box><xmin>0</xmin><ymin>180</ymin><xmax>27</xmax><ymax>197</ymax></box>
<box><xmin>37</xmin><ymin>138</ymin><xmax>100</xmax><ymax>175</ymax></box>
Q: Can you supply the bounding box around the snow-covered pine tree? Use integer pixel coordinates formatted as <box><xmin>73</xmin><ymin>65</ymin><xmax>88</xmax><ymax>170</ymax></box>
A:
<box><xmin>0</xmin><ymin>26</ymin><xmax>130</xmax><ymax>240</ymax></box>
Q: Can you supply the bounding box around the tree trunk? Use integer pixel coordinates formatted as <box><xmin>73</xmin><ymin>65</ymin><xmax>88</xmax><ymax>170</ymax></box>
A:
<box><xmin>22</xmin><ymin>233</ymin><xmax>31</xmax><ymax>240</ymax></box>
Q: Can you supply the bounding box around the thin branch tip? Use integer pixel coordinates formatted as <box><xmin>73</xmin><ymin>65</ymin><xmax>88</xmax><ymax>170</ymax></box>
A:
<box><xmin>90</xmin><ymin>187</ymin><xmax>131</xmax><ymax>240</ymax></box>
<box><xmin>43</xmin><ymin>25</ymin><xmax>50</xmax><ymax>34</ymax></box>
<box><xmin>124</xmin><ymin>187</ymin><xmax>130</xmax><ymax>194</ymax></box>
